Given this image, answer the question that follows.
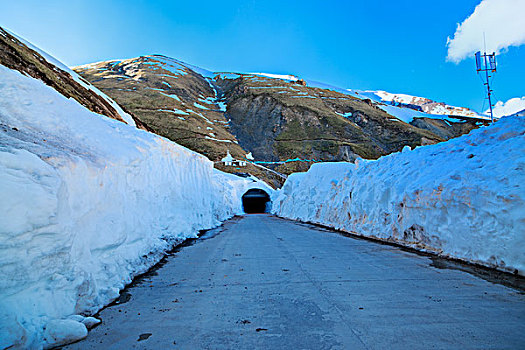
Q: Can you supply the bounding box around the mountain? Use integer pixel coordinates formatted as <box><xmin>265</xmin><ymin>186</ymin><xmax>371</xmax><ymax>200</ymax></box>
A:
<box><xmin>215</xmin><ymin>73</ymin><xmax>442</xmax><ymax>166</ymax></box>
<box><xmin>344</xmin><ymin>90</ymin><xmax>488</xmax><ymax>140</ymax></box>
<box><xmin>73</xmin><ymin>56</ymin><xmax>483</xmax><ymax>180</ymax></box>
<box><xmin>74</xmin><ymin>56</ymin><xmax>288</xmax><ymax>187</ymax></box>
<box><xmin>357</xmin><ymin>90</ymin><xmax>485</xmax><ymax>119</ymax></box>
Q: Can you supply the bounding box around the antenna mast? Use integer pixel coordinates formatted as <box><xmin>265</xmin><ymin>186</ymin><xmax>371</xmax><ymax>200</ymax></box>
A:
<box><xmin>475</xmin><ymin>50</ymin><xmax>497</xmax><ymax>122</ymax></box>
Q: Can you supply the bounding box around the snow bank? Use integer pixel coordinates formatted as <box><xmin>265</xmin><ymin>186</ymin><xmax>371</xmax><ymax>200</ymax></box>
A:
<box><xmin>0</xmin><ymin>65</ymin><xmax>264</xmax><ymax>349</ymax></box>
<box><xmin>272</xmin><ymin>117</ymin><xmax>525</xmax><ymax>275</ymax></box>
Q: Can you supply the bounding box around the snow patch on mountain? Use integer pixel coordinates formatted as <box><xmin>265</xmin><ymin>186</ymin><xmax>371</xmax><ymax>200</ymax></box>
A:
<box><xmin>159</xmin><ymin>91</ymin><xmax>181</xmax><ymax>101</ymax></box>
<box><xmin>145</xmin><ymin>55</ymin><xmax>215</xmax><ymax>79</ymax></box>
<box><xmin>0</xmin><ymin>64</ymin><xmax>269</xmax><ymax>349</ymax></box>
<box><xmin>193</xmin><ymin>102</ymin><xmax>209</xmax><ymax>110</ymax></box>
<box><xmin>489</xmin><ymin>96</ymin><xmax>525</xmax><ymax>118</ymax></box>
<box><xmin>144</xmin><ymin>56</ymin><xmax>188</xmax><ymax>77</ymax></box>
<box><xmin>251</xmin><ymin>73</ymin><xmax>299</xmax><ymax>81</ymax></box>
<box><xmin>272</xmin><ymin>116</ymin><xmax>525</xmax><ymax>275</ymax></box>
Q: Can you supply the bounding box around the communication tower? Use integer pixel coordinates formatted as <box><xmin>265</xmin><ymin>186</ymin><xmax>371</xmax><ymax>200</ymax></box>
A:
<box><xmin>475</xmin><ymin>51</ymin><xmax>497</xmax><ymax>122</ymax></box>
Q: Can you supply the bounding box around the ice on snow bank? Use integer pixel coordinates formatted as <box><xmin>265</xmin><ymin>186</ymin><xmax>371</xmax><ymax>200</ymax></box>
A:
<box><xmin>0</xmin><ymin>65</ymin><xmax>267</xmax><ymax>349</ymax></box>
<box><xmin>272</xmin><ymin>117</ymin><xmax>525</xmax><ymax>275</ymax></box>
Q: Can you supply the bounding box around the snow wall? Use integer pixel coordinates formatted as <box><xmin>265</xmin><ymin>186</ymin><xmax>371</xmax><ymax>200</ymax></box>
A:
<box><xmin>0</xmin><ymin>65</ymin><xmax>270</xmax><ymax>349</ymax></box>
<box><xmin>272</xmin><ymin>116</ymin><xmax>524</xmax><ymax>276</ymax></box>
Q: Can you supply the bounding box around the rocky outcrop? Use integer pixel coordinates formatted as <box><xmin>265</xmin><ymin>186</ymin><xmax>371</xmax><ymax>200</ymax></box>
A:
<box><xmin>225</xmin><ymin>94</ymin><xmax>285</xmax><ymax>161</ymax></box>
<box><xmin>410</xmin><ymin>117</ymin><xmax>479</xmax><ymax>140</ymax></box>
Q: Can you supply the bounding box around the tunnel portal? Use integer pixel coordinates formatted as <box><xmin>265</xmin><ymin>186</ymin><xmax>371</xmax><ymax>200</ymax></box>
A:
<box><xmin>242</xmin><ymin>188</ymin><xmax>270</xmax><ymax>214</ymax></box>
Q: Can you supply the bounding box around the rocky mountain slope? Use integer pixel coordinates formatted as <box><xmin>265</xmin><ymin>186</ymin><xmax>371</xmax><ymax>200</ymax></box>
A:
<box><xmin>73</xmin><ymin>55</ymin><xmax>483</xmax><ymax>182</ymax></box>
<box><xmin>0</xmin><ymin>27</ymin><xmax>135</xmax><ymax>126</ymax></box>
<box><xmin>74</xmin><ymin>56</ymin><xmax>285</xmax><ymax>187</ymax></box>
<box><xmin>215</xmin><ymin>73</ymin><xmax>444</xmax><ymax>170</ymax></box>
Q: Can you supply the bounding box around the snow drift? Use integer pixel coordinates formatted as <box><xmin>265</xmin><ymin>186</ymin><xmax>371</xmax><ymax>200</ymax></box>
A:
<box><xmin>272</xmin><ymin>116</ymin><xmax>525</xmax><ymax>275</ymax></box>
<box><xmin>0</xmin><ymin>63</ymin><xmax>268</xmax><ymax>349</ymax></box>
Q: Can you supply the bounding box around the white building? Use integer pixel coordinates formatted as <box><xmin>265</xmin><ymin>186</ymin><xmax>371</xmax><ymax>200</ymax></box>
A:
<box><xmin>221</xmin><ymin>150</ymin><xmax>247</xmax><ymax>167</ymax></box>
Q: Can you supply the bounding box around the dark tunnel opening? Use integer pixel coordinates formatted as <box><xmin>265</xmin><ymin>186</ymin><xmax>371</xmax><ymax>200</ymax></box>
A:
<box><xmin>242</xmin><ymin>188</ymin><xmax>271</xmax><ymax>214</ymax></box>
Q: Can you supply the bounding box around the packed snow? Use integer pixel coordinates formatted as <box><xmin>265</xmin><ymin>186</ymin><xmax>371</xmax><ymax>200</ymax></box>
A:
<box><xmin>205</xmin><ymin>136</ymin><xmax>233</xmax><ymax>143</ymax></box>
<box><xmin>187</xmin><ymin>109</ymin><xmax>214</xmax><ymax>124</ymax></box>
<box><xmin>378</xmin><ymin>104</ymin><xmax>435</xmax><ymax>123</ymax></box>
<box><xmin>272</xmin><ymin>116</ymin><xmax>525</xmax><ymax>275</ymax></box>
<box><xmin>158</xmin><ymin>108</ymin><xmax>189</xmax><ymax>115</ymax></box>
<box><xmin>217</xmin><ymin>100</ymin><xmax>227</xmax><ymax>112</ymax></box>
<box><xmin>0</xmin><ymin>64</ymin><xmax>271</xmax><ymax>349</ymax></box>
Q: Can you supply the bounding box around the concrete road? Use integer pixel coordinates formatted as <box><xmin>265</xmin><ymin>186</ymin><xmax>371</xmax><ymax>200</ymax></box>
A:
<box><xmin>66</xmin><ymin>215</ymin><xmax>525</xmax><ymax>349</ymax></box>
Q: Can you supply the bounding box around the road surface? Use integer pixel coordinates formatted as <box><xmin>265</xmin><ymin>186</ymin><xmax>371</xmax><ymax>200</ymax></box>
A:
<box><xmin>66</xmin><ymin>215</ymin><xmax>525</xmax><ymax>349</ymax></box>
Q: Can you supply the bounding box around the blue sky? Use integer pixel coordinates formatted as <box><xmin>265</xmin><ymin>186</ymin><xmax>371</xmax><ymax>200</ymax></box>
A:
<box><xmin>1</xmin><ymin>0</ymin><xmax>523</xmax><ymax>112</ymax></box>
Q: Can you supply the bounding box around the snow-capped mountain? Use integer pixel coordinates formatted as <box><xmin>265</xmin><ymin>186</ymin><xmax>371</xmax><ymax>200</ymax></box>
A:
<box><xmin>354</xmin><ymin>90</ymin><xmax>487</xmax><ymax>120</ymax></box>
<box><xmin>490</xmin><ymin>97</ymin><xmax>525</xmax><ymax>118</ymax></box>
<box><xmin>240</xmin><ymin>74</ymin><xmax>490</xmax><ymax>122</ymax></box>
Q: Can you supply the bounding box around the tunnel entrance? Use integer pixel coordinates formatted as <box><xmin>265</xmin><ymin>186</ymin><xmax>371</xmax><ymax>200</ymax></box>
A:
<box><xmin>242</xmin><ymin>188</ymin><xmax>271</xmax><ymax>214</ymax></box>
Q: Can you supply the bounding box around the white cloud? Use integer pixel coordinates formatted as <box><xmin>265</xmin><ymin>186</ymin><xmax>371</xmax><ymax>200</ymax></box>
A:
<box><xmin>487</xmin><ymin>96</ymin><xmax>525</xmax><ymax>117</ymax></box>
<box><xmin>446</xmin><ymin>0</ymin><xmax>525</xmax><ymax>63</ymax></box>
